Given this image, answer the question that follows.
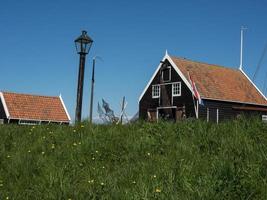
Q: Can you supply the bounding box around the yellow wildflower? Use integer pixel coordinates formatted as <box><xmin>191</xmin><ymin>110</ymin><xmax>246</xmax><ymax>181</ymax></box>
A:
<box><xmin>147</xmin><ymin>152</ymin><xmax>151</xmax><ymax>156</ymax></box>
<box><xmin>78</xmin><ymin>142</ymin><xmax>81</xmax><ymax>145</ymax></box>
<box><xmin>155</xmin><ymin>188</ymin><xmax>161</xmax><ymax>193</ymax></box>
<box><xmin>92</xmin><ymin>157</ymin><xmax>95</xmax><ymax>160</ymax></box>
<box><xmin>73</xmin><ymin>142</ymin><xmax>77</xmax><ymax>146</ymax></box>
<box><xmin>51</xmin><ymin>144</ymin><xmax>55</xmax><ymax>149</ymax></box>
<box><xmin>73</xmin><ymin>129</ymin><xmax>76</xmax><ymax>133</ymax></box>
<box><xmin>42</xmin><ymin>151</ymin><xmax>45</xmax><ymax>155</ymax></box>
<box><xmin>153</xmin><ymin>175</ymin><xmax>156</xmax><ymax>178</ymax></box>
<box><xmin>7</xmin><ymin>155</ymin><xmax>11</xmax><ymax>158</ymax></box>
<box><xmin>0</xmin><ymin>183</ymin><xmax>3</xmax><ymax>187</ymax></box>
<box><xmin>95</xmin><ymin>150</ymin><xmax>98</xmax><ymax>153</ymax></box>
<box><xmin>100</xmin><ymin>182</ymin><xmax>104</xmax><ymax>186</ymax></box>
<box><xmin>132</xmin><ymin>181</ymin><xmax>136</xmax><ymax>184</ymax></box>
<box><xmin>81</xmin><ymin>125</ymin><xmax>84</xmax><ymax>128</ymax></box>
<box><xmin>28</xmin><ymin>150</ymin><xmax>31</xmax><ymax>153</ymax></box>
<box><xmin>6</xmin><ymin>197</ymin><xmax>9</xmax><ymax>200</ymax></box>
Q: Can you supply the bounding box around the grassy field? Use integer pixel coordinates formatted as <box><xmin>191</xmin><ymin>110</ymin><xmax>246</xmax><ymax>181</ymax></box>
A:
<box><xmin>0</xmin><ymin>118</ymin><xmax>267</xmax><ymax>199</ymax></box>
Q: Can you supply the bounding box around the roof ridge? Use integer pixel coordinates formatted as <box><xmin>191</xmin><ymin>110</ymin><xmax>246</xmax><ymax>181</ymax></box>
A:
<box><xmin>170</xmin><ymin>55</ymin><xmax>239</xmax><ymax>71</ymax></box>
<box><xmin>1</xmin><ymin>91</ymin><xmax>59</xmax><ymax>99</ymax></box>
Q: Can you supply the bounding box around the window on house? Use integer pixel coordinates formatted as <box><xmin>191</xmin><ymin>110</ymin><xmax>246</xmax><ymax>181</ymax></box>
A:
<box><xmin>152</xmin><ymin>85</ymin><xmax>160</xmax><ymax>98</ymax></box>
<box><xmin>161</xmin><ymin>67</ymin><xmax>171</xmax><ymax>82</ymax></box>
<box><xmin>172</xmin><ymin>82</ymin><xmax>181</xmax><ymax>96</ymax></box>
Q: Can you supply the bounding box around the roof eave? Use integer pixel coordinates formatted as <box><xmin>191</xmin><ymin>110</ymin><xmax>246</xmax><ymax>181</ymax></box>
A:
<box><xmin>202</xmin><ymin>97</ymin><xmax>267</xmax><ymax>107</ymax></box>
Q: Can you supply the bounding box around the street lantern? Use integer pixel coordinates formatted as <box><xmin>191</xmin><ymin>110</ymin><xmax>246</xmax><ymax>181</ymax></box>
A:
<box><xmin>75</xmin><ymin>30</ymin><xmax>93</xmax><ymax>54</ymax></box>
<box><xmin>75</xmin><ymin>30</ymin><xmax>93</xmax><ymax>123</ymax></box>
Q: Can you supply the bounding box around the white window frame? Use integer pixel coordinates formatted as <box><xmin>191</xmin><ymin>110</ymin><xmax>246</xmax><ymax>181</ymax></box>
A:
<box><xmin>152</xmin><ymin>85</ymin><xmax>160</xmax><ymax>98</ymax></box>
<box><xmin>161</xmin><ymin>66</ymin><xmax>171</xmax><ymax>82</ymax></box>
<box><xmin>172</xmin><ymin>82</ymin><xmax>181</xmax><ymax>97</ymax></box>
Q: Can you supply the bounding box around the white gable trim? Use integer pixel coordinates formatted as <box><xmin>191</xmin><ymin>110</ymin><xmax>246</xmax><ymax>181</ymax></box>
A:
<box><xmin>59</xmin><ymin>94</ymin><xmax>71</xmax><ymax>121</ymax></box>
<box><xmin>138</xmin><ymin>54</ymin><xmax>168</xmax><ymax>102</ymax></box>
<box><xmin>165</xmin><ymin>54</ymin><xmax>194</xmax><ymax>94</ymax></box>
<box><xmin>138</xmin><ymin>53</ymin><xmax>194</xmax><ymax>103</ymax></box>
<box><xmin>239</xmin><ymin>69</ymin><xmax>267</xmax><ymax>101</ymax></box>
<box><xmin>0</xmin><ymin>92</ymin><xmax>10</xmax><ymax>119</ymax></box>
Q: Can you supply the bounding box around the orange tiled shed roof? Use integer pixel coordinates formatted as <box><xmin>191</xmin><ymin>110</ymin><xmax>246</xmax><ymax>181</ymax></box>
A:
<box><xmin>2</xmin><ymin>92</ymin><xmax>70</xmax><ymax>122</ymax></box>
<box><xmin>170</xmin><ymin>56</ymin><xmax>267</xmax><ymax>105</ymax></box>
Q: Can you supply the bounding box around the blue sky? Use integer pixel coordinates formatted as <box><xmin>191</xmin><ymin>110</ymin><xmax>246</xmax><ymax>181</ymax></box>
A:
<box><xmin>1</xmin><ymin>0</ymin><xmax>267</xmax><ymax>121</ymax></box>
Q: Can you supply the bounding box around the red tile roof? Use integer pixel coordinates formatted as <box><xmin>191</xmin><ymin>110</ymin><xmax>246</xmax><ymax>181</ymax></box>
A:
<box><xmin>2</xmin><ymin>92</ymin><xmax>70</xmax><ymax>122</ymax></box>
<box><xmin>170</xmin><ymin>56</ymin><xmax>267</xmax><ymax>105</ymax></box>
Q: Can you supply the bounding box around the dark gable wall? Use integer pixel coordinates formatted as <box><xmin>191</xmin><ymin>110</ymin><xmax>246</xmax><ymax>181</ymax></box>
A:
<box><xmin>0</xmin><ymin>98</ymin><xmax>7</xmax><ymax>119</ymax></box>
<box><xmin>139</xmin><ymin>59</ymin><xmax>195</xmax><ymax>119</ymax></box>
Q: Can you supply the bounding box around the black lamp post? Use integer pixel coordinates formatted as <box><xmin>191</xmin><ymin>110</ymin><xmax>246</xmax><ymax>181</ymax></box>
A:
<box><xmin>74</xmin><ymin>30</ymin><xmax>93</xmax><ymax>123</ymax></box>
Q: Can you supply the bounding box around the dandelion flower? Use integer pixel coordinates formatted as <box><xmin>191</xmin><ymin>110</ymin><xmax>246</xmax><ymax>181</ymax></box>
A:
<box><xmin>42</xmin><ymin>151</ymin><xmax>45</xmax><ymax>155</ymax></box>
<box><xmin>0</xmin><ymin>183</ymin><xmax>3</xmax><ymax>187</ymax></box>
<box><xmin>73</xmin><ymin>130</ymin><xmax>76</xmax><ymax>133</ymax></box>
<box><xmin>132</xmin><ymin>181</ymin><xmax>136</xmax><ymax>184</ymax></box>
<box><xmin>81</xmin><ymin>125</ymin><xmax>84</xmax><ymax>128</ymax></box>
<box><xmin>102</xmin><ymin>166</ymin><xmax>105</xmax><ymax>169</ymax></box>
<box><xmin>28</xmin><ymin>150</ymin><xmax>31</xmax><ymax>153</ymax></box>
<box><xmin>100</xmin><ymin>182</ymin><xmax>104</xmax><ymax>186</ymax></box>
<box><xmin>78</xmin><ymin>142</ymin><xmax>81</xmax><ymax>145</ymax></box>
<box><xmin>92</xmin><ymin>157</ymin><xmax>95</xmax><ymax>160</ymax></box>
<box><xmin>6</xmin><ymin>197</ymin><xmax>9</xmax><ymax>200</ymax></box>
<box><xmin>153</xmin><ymin>175</ymin><xmax>156</xmax><ymax>178</ymax></box>
<box><xmin>7</xmin><ymin>155</ymin><xmax>11</xmax><ymax>158</ymax></box>
<box><xmin>147</xmin><ymin>152</ymin><xmax>151</xmax><ymax>156</ymax></box>
<box><xmin>51</xmin><ymin>144</ymin><xmax>55</xmax><ymax>149</ymax></box>
<box><xmin>73</xmin><ymin>142</ymin><xmax>77</xmax><ymax>146</ymax></box>
<box><xmin>95</xmin><ymin>150</ymin><xmax>98</xmax><ymax>153</ymax></box>
<box><xmin>155</xmin><ymin>188</ymin><xmax>161</xmax><ymax>193</ymax></box>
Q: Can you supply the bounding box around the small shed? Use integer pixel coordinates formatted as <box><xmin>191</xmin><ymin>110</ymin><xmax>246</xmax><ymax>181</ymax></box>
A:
<box><xmin>0</xmin><ymin>91</ymin><xmax>71</xmax><ymax>125</ymax></box>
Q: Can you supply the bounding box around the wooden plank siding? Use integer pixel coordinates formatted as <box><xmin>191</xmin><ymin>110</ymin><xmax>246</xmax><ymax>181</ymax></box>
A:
<box><xmin>139</xmin><ymin>59</ymin><xmax>196</xmax><ymax>120</ymax></box>
<box><xmin>199</xmin><ymin>99</ymin><xmax>267</xmax><ymax>122</ymax></box>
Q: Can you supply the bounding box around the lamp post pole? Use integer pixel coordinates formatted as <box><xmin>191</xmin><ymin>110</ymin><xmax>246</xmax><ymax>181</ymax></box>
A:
<box><xmin>74</xmin><ymin>30</ymin><xmax>93</xmax><ymax>123</ymax></box>
<box><xmin>75</xmin><ymin>53</ymin><xmax>86</xmax><ymax>123</ymax></box>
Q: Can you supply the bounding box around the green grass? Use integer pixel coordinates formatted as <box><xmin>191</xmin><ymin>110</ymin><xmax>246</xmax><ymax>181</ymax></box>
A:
<box><xmin>0</xmin><ymin>118</ymin><xmax>267</xmax><ymax>199</ymax></box>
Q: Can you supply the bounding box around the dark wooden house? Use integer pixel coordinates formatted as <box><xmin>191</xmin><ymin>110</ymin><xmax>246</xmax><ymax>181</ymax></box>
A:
<box><xmin>139</xmin><ymin>52</ymin><xmax>267</xmax><ymax>122</ymax></box>
<box><xmin>0</xmin><ymin>91</ymin><xmax>71</xmax><ymax>125</ymax></box>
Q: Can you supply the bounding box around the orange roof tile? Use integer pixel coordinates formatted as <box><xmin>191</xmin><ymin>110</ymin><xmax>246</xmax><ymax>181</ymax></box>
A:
<box><xmin>170</xmin><ymin>56</ymin><xmax>267</xmax><ymax>105</ymax></box>
<box><xmin>2</xmin><ymin>92</ymin><xmax>70</xmax><ymax>122</ymax></box>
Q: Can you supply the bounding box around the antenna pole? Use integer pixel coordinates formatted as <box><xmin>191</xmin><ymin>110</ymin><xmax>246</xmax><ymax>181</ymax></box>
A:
<box><xmin>89</xmin><ymin>58</ymin><xmax>95</xmax><ymax>123</ymax></box>
<box><xmin>239</xmin><ymin>27</ymin><xmax>243</xmax><ymax>70</ymax></box>
<box><xmin>239</xmin><ymin>26</ymin><xmax>247</xmax><ymax>70</ymax></box>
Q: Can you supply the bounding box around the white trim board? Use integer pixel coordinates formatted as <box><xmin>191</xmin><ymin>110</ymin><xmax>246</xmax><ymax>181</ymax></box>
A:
<box><xmin>59</xmin><ymin>94</ymin><xmax>71</xmax><ymax>121</ymax></box>
<box><xmin>239</xmin><ymin>69</ymin><xmax>267</xmax><ymax>101</ymax></box>
<box><xmin>0</xmin><ymin>92</ymin><xmax>10</xmax><ymax>119</ymax></box>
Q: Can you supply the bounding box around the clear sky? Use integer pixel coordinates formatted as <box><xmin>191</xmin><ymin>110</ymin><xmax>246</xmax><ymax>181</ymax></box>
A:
<box><xmin>1</xmin><ymin>0</ymin><xmax>267</xmax><ymax>122</ymax></box>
